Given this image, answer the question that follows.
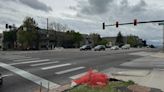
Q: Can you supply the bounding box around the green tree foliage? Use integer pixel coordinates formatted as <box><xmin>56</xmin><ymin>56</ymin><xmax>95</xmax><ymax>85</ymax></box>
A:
<box><xmin>90</xmin><ymin>33</ymin><xmax>101</xmax><ymax>46</ymax></box>
<box><xmin>17</xmin><ymin>17</ymin><xmax>39</xmax><ymax>50</ymax></box>
<box><xmin>3</xmin><ymin>30</ymin><xmax>17</xmax><ymax>49</ymax></box>
<box><xmin>3</xmin><ymin>31</ymin><xmax>17</xmax><ymax>42</ymax></box>
<box><xmin>98</xmin><ymin>39</ymin><xmax>108</xmax><ymax>45</ymax></box>
<box><xmin>116</xmin><ymin>32</ymin><xmax>124</xmax><ymax>45</ymax></box>
<box><xmin>127</xmin><ymin>35</ymin><xmax>139</xmax><ymax>47</ymax></box>
<box><xmin>65</xmin><ymin>30</ymin><xmax>83</xmax><ymax>48</ymax></box>
<box><xmin>23</xmin><ymin>17</ymin><xmax>38</xmax><ymax>31</ymax></box>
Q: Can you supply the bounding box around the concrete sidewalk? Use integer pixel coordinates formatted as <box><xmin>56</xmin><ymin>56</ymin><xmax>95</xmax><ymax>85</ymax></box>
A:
<box><xmin>103</xmin><ymin>52</ymin><xmax>164</xmax><ymax>91</ymax></box>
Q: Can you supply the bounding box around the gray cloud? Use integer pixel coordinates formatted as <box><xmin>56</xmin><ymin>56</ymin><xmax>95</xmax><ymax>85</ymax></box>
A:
<box><xmin>72</xmin><ymin>0</ymin><xmax>147</xmax><ymax>17</ymax></box>
<box><xmin>130</xmin><ymin>0</ymin><xmax>147</xmax><ymax>12</ymax></box>
<box><xmin>73</xmin><ymin>0</ymin><xmax>113</xmax><ymax>15</ymax></box>
<box><xmin>2</xmin><ymin>0</ymin><xmax>52</xmax><ymax>12</ymax></box>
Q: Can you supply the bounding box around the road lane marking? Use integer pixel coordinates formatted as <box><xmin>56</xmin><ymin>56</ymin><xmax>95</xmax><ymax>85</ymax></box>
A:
<box><xmin>30</xmin><ymin>61</ymin><xmax>59</xmax><ymax>67</ymax></box>
<box><xmin>13</xmin><ymin>58</ymin><xmax>40</xmax><ymax>62</ymax></box>
<box><xmin>56</xmin><ymin>67</ymin><xmax>85</xmax><ymax>75</ymax></box>
<box><xmin>0</xmin><ymin>62</ymin><xmax>60</xmax><ymax>89</ymax></box>
<box><xmin>41</xmin><ymin>63</ymin><xmax>71</xmax><ymax>70</ymax></box>
<box><xmin>10</xmin><ymin>59</ymin><xmax>50</xmax><ymax>65</ymax></box>
<box><xmin>69</xmin><ymin>69</ymin><xmax>97</xmax><ymax>79</ymax></box>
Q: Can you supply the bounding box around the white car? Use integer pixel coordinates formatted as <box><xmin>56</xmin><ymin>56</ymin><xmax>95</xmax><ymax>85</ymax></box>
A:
<box><xmin>111</xmin><ymin>46</ymin><xmax>119</xmax><ymax>50</ymax></box>
<box><xmin>122</xmin><ymin>44</ymin><xmax>130</xmax><ymax>49</ymax></box>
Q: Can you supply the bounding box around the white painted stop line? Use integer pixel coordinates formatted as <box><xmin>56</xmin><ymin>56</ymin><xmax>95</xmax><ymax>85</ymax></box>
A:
<box><xmin>55</xmin><ymin>67</ymin><xmax>85</xmax><ymax>75</ymax></box>
<box><xmin>0</xmin><ymin>62</ymin><xmax>60</xmax><ymax>89</ymax></box>
<box><xmin>10</xmin><ymin>59</ymin><xmax>50</xmax><ymax>65</ymax></box>
<box><xmin>41</xmin><ymin>63</ymin><xmax>71</xmax><ymax>70</ymax></box>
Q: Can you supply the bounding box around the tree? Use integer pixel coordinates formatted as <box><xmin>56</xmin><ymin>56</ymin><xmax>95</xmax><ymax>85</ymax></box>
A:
<box><xmin>127</xmin><ymin>35</ymin><xmax>139</xmax><ymax>47</ymax></box>
<box><xmin>3</xmin><ymin>30</ymin><xmax>17</xmax><ymax>49</ymax></box>
<box><xmin>116</xmin><ymin>32</ymin><xmax>124</xmax><ymax>46</ymax></box>
<box><xmin>17</xmin><ymin>17</ymin><xmax>39</xmax><ymax>50</ymax></box>
<box><xmin>90</xmin><ymin>33</ymin><xmax>101</xmax><ymax>46</ymax></box>
<box><xmin>64</xmin><ymin>30</ymin><xmax>83</xmax><ymax>48</ymax></box>
<box><xmin>72</xmin><ymin>31</ymin><xmax>83</xmax><ymax>48</ymax></box>
<box><xmin>98</xmin><ymin>39</ymin><xmax>108</xmax><ymax>46</ymax></box>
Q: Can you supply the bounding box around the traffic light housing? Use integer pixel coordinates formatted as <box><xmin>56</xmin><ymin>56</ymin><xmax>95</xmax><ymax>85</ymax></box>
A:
<box><xmin>5</xmin><ymin>24</ymin><xmax>8</xmax><ymax>29</ymax></box>
<box><xmin>102</xmin><ymin>22</ymin><xmax>105</xmax><ymax>30</ymax></box>
<box><xmin>134</xmin><ymin>19</ymin><xmax>137</xmax><ymax>26</ymax></box>
<box><xmin>116</xmin><ymin>21</ymin><xmax>119</xmax><ymax>28</ymax></box>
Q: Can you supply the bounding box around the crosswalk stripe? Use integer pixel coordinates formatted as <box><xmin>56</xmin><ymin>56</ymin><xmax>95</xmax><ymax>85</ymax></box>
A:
<box><xmin>0</xmin><ymin>62</ymin><xmax>60</xmax><ymax>89</ymax></box>
<box><xmin>2</xmin><ymin>56</ymin><xmax>31</xmax><ymax>60</ymax></box>
<box><xmin>55</xmin><ymin>67</ymin><xmax>85</xmax><ymax>75</ymax></box>
<box><xmin>10</xmin><ymin>59</ymin><xmax>50</xmax><ymax>65</ymax></box>
<box><xmin>30</xmin><ymin>61</ymin><xmax>59</xmax><ymax>67</ymax></box>
<box><xmin>69</xmin><ymin>70</ymin><xmax>97</xmax><ymax>79</ymax></box>
<box><xmin>41</xmin><ymin>63</ymin><xmax>71</xmax><ymax>70</ymax></box>
<box><xmin>13</xmin><ymin>58</ymin><xmax>40</xmax><ymax>62</ymax></box>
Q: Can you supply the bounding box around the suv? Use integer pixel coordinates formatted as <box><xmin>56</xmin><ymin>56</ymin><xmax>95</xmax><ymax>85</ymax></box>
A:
<box><xmin>122</xmin><ymin>44</ymin><xmax>130</xmax><ymax>49</ymax></box>
<box><xmin>80</xmin><ymin>45</ymin><xmax>92</xmax><ymax>51</ymax></box>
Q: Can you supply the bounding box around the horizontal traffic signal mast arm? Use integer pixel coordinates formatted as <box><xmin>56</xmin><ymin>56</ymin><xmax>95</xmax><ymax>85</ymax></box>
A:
<box><xmin>105</xmin><ymin>20</ymin><xmax>164</xmax><ymax>27</ymax></box>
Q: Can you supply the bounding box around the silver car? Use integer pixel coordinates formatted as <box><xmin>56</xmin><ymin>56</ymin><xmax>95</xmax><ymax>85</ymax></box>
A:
<box><xmin>94</xmin><ymin>45</ymin><xmax>106</xmax><ymax>51</ymax></box>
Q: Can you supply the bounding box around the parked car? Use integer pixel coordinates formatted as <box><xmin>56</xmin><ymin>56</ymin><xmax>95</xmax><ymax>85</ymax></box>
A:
<box><xmin>80</xmin><ymin>45</ymin><xmax>92</xmax><ymax>51</ymax></box>
<box><xmin>94</xmin><ymin>45</ymin><xmax>106</xmax><ymax>51</ymax></box>
<box><xmin>111</xmin><ymin>46</ymin><xmax>119</xmax><ymax>50</ymax></box>
<box><xmin>122</xmin><ymin>44</ymin><xmax>130</xmax><ymax>49</ymax></box>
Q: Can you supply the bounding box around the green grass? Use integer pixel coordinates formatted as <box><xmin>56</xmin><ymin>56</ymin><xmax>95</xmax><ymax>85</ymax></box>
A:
<box><xmin>68</xmin><ymin>80</ymin><xmax>135</xmax><ymax>92</ymax></box>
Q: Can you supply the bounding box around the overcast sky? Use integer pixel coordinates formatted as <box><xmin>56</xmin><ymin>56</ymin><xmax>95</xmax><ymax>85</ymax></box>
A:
<box><xmin>0</xmin><ymin>0</ymin><xmax>164</xmax><ymax>46</ymax></box>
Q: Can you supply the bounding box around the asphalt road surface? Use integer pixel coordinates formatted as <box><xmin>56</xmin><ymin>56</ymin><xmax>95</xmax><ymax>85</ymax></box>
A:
<box><xmin>0</xmin><ymin>48</ymin><xmax>159</xmax><ymax>92</ymax></box>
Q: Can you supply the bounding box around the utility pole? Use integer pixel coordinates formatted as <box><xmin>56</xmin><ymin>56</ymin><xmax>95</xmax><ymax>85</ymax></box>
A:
<box><xmin>46</xmin><ymin>18</ymin><xmax>49</xmax><ymax>50</ymax></box>
<box><xmin>159</xmin><ymin>23</ymin><xmax>164</xmax><ymax>52</ymax></box>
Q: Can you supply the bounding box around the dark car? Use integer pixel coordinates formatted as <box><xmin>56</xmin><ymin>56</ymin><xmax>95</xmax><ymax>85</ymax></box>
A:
<box><xmin>94</xmin><ymin>45</ymin><xmax>106</xmax><ymax>51</ymax></box>
<box><xmin>80</xmin><ymin>45</ymin><xmax>92</xmax><ymax>51</ymax></box>
<box><xmin>0</xmin><ymin>73</ymin><xmax>3</xmax><ymax>85</ymax></box>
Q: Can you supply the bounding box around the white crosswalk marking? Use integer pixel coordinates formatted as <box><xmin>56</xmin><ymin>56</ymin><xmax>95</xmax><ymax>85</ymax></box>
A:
<box><xmin>10</xmin><ymin>59</ymin><xmax>50</xmax><ymax>65</ymax></box>
<box><xmin>69</xmin><ymin>70</ymin><xmax>97</xmax><ymax>79</ymax></box>
<box><xmin>0</xmin><ymin>62</ymin><xmax>60</xmax><ymax>89</ymax></box>
<box><xmin>30</xmin><ymin>61</ymin><xmax>59</xmax><ymax>67</ymax></box>
<box><xmin>1</xmin><ymin>56</ymin><xmax>31</xmax><ymax>60</ymax></box>
<box><xmin>55</xmin><ymin>67</ymin><xmax>85</xmax><ymax>75</ymax></box>
<box><xmin>41</xmin><ymin>63</ymin><xmax>71</xmax><ymax>70</ymax></box>
<box><xmin>13</xmin><ymin>58</ymin><xmax>40</xmax><ymax>62</ymax></box>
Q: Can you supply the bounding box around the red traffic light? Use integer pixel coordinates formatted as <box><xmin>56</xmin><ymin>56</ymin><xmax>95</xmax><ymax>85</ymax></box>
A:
<box><xmin>134</xmin><ymin>19</ymin><xmax>137</xmax><ymax>26</ymax></box>
<box><xmin>116</xmin><ymin>21</ymin><xmax>119</xmax><ymax>28</ymax></box>
<box><xmin>102</xmin><ymin>22</ymin><xmax>105</xmax><ymax>30</ymax></box>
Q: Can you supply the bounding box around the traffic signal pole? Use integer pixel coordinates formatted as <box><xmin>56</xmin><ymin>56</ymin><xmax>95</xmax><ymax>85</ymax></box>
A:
<box><xmin>103</xmin><ymin>20</ymin><xmax>164</xmax><ymax>29</ymax></box>
<box><xmin>159</xmin><ymin>23</ymin><xmax>164</xmax><ymax>52</ymax></box>
<box><xmin>103</xmin><ymin>19</ymin><xmax>164</xmax><ymax>52</ymax></box>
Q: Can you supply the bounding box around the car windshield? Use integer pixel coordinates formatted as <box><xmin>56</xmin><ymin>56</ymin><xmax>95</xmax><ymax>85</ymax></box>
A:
<box><xmin>81</xmin><ymin>45</ymin><xmax>88</xmax><ymax>48</ymax></box>
<box><xmin>0</xmin><ymin>0</ymin><xmax>163</xmax><ymax>92</ymax></box>
<box><xmin>95</xmin><ymin>45</ymin><xmax>101</xmax><ymax>48</ymax></box>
